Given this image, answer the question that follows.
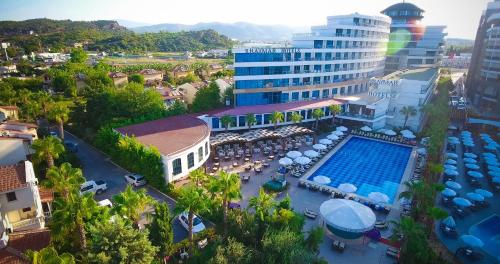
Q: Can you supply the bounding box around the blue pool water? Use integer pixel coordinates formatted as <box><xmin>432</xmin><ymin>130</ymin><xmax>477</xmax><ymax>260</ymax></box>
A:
<box><xmin>308</xmin><ymin>136</ymin><xmax>412</xmax><ymax>203</ymax></box>
<box><xmin>469</xmin><ymin>215</ymin><xmax>500</xmax><ymax>259</ymax></box>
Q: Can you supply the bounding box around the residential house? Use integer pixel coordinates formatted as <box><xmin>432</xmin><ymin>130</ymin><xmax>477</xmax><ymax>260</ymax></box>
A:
<box><xmin>177</xmin><ymin>82</ymin><xmax>206</xmax><ymax>104</ymax></box>
<box><xmin>0</xmin><ymin>228</ymin><xmax>51</xmax><ymax>262</ymax></box>
<box><xmin>0</xmin><ymin>106</ymin><xmax>19</xmax><ymax>121</ymax></box>
<box><xmin>215</xmin><ymin>78</ymin><xmax>233</xmax><ymax>96</ymax></box>
<box><xmin>0</xmin><ymin>65</ymin><xmax>17</xmax><ymax>76</ymax></box>
<box><xmin>208</xmin><ymin>64</ymin><xmax>224</xmax><ymax>75</ymax></box>
<box><xmin>108</xmin><ymin>72</ymin><xmax>128</xmax><ymax>87</ymax></box>
<box><xmin>156</xmin><ymin>86</ymin><xmax>184</xmax><ymax>106</ymax></box>
<box><xmin>139</xmin><ymin>69</ymin><xmax>163</xmax><ymax>82</ymax></box>
<box><xmin>0</xmin><ymin>121</ymin><xmax>38</xmax><ymax>143</ymax></box>
<box><xmin>171</xmin><ymin>65</ymin><xmax>191</xmax><ymax>78</ymax></box>
<box><xmin>0</xmin><ymin>138</ymin><xmax>33</xmax><ymax>166</ymax></box>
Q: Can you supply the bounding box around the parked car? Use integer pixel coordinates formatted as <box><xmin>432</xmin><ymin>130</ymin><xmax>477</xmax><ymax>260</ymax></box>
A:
<box><xmin>97</xmin><ymin>199</ymin><xmax>113</xmax><ymax>208</ymax></box>
<box><xmin>64</xmin><ymin>141</ymin><xmax>79</xmax><ymax>152</ymax></box>
<box><xmin>178</xmin><ymin>211</ymin><xmax>206</xmax><ymax>233</ymax></box>
<box><xmin>124</xmin><ymin>173</ymin><xmax>146</xmax><ymax>187</ymax></box>
<box><xmin>80</xmin><ymin>180</ymin><xmax>107</xmax><ymax>195</ymax></box>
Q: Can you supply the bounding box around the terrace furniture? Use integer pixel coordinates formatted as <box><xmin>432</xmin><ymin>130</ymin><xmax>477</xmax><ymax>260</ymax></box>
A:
<box><xmin>304</xmin><ymin>208</ymin><xmax>318</xmax><ymax>219</ymax></box>
<box><xmin>254</xmin><ymin>167</ymin><xmax>263</xmax><ymax>173</ymax></box>
<box><xmin>224</xmin><ymin>156</ymin><xmax>230</xmax><ymax>161</ymax></box>
<box><xmin>375</xmin><ymin>220</ymin><xmax>388</xmax><ymax>230</ymax></box>
<box><xmin>244</xmin><ymin>157</ymin><xmax>250</xmax><ymax>162</ymax></box>
<box><xmin>232</xmin><ymin>162</ymin><xmax>239</xmax><ymax>167</ymax></box>
<box><xmin>213</xmin><ymin>157</ymin><xmax>219</xmax><ymax>162</ymax></box>
<box><xmin>331</xmin><ymin>240</ymin><xmax>345</xmax><ymax>252</ymax></box>
<box><xmin>262</xmin><ymin>162</ymin><xmax>270</xmax><ymax>168</ymax></box>
<box><xmin>235</xmin><ymin>155</ymin><xmax>241</xmax><ymax>160</ymax></box>
<box><xmin>268</xmin><ymin>155</ymin><xmax>275</xmax><ymax>160</ymax></box>
<box><xmin>386</xmin><ymin>247</ymin><xmax>400</xmax><ymax>259</ymax></box>
<box><xmin>244</xmin><ymin>165</ymin><xmax>252</xmax><ymax>171</ymax></box>
<box><xmin>439</xmin><ymin>224</ymin><xmax>458</xmax><ymax>238</ymax></box>
<box><xmin>242</xmin><ymin>175</ymin><xmax>250</xmax><ymax>182</ymax></box>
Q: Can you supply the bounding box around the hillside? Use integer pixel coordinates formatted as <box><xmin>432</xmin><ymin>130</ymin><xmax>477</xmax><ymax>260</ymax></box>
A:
<box><xmin>132</xmin><ymin>21</ymin><xmax>306</xmax><ymax>41</ymax></box>
<box><xmin>0</xmin><ymin>19</ymin><xmax>234</xmax><ymax>54</ymax></box>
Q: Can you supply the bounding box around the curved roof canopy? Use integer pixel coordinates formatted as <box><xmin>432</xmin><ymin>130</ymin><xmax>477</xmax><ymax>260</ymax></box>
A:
<box><xmin>381</xmin><ymin>2</ymin><xmax>424</xmax><ymax>19</ymax></box>
<box><xmin>320</xmin><ymin>199</ymin><xmax>376</xmax><ymax>233</ymax></box>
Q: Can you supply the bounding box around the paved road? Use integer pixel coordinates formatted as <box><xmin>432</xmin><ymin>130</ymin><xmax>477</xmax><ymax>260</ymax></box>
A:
<box><xmin>64</xmin><ymin>132</ymin><xmax>188</xmax><ymax>242</ymax></box>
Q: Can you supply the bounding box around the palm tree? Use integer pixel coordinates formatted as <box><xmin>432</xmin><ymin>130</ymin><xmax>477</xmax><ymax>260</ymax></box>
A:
<box><xmin>189</xmin><ymin>168</ymin><xmax>208</xmax><ymax>186</ymax></box>
<box><xmin>112</xmin><ymin>185</ymin><xmax>156</xmax><ymax>227</ymax></box>
<box><xmin>428</xmin><ymin>162</ymin><xmax>444</xmax><ymax>182</ymax></box>
<box><xmin>209</xmin><ymin>170</ymin><xmax>242</xmax><ymax>238</ymax></box>
<box><xmin>390</xmin><ymin>217</ymin><xmax>424</xmax><ymax>252</ymax></box>
<box><xmin>291</xmin><ymin>112</ymin><xmax>303</xmax><ymax>125</ymax></box>
<box><xmin>48</xmin><ymin>102</ymin><xmax>70</xmax><ymax>141</ymax></box>
<box><xmin>270</xmin><ymin>111</ymin><xmax>284</xmax><ymax>129</ymax></box>
<box><xmin>328</xmin><ymin>104</ymin><xmax>342</xmax><ymax>126</ymax></box>
<box><xmin>27</xmin><ymin>246</ymin><xmax>75</xmax><ymax>264</ymax></box>
<box><xmin>312</xmin><ymin>108</ymin><xmax>324</xmax><ymax>129</ymax></box>
<box><xmin>175</xmin><ymin>186</ymin><xmax>209</xmax><ymax>242</ymax></box>
<box><xmin>248</xmin><ymin>188</ymin><xmax>276</xmax><ymax>222</ymax></box>
<box><xmin>399</xmin><ymin>106</ymin><xmax>417</xmax><ymax>128</ymax></box>
<box><xmin>220</xmin><ymin>115</ymin><xmax>233</xmax><ymax>132</ymax></box>
<box><xmin>246</xmin><ymin>113</ymin><xmax>257</xmax><ymax>130</ymax></box>
<box><xmin>33</xmin><ymin>91</ymin><xmax>53</xmax><ymax>119</ymax></box>
<box><xmin>45</xmin><ymin>162</ymin><xmax>85</xmax><ymax>200</ymax></box>
<box><xmin>31</xmin><ymin>136</ymin><xmax>65</xmax><ymax>168</ymax></box>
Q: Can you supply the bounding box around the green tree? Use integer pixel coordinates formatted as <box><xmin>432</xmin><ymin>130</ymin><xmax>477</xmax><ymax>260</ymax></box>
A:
<box><xmin>45</xmin><ymin>162</ymin><xmax>85</xmax><ymax>200</ymax></box>
<box><xmin>191</xmin><ymin>81</ymin><xmax>221</xmax><ymax>113</ymax></box>
<box><xmin>0</xmin><ymin>82</ymin><xmax>16</xmax><ymax>105</ymax></box>
<box><xmin>48</xmin><ymin>102</ymin><xmax>70</xmax><ymax>141</ymax></box>
<box><xmin>290</xmin><ymin>111</ymin><xmax>303</xmax><ymax>124</ymax></box>
<box><xmin>51</xmin><ymin>71</ymin><xmax>77</xmax><ymax>97</ymax></box>
<box><xmin>148</xmin><ymin>202</ymin><xmax>174</xmax><ymax>258</ymax></box>
<box><xmin>246</xmin><ymin>113</ymin><xmax>256</xmax><ymax>130</ymax></box>
<box><xmin>328</xmin><ymin>104</ymin><xmax>342</xmax><ymax>126</ymax></box>
<box><xmin>305</xmin><ymin>227</ymin><xmax>324</xmax><ymax>253</ymax></box>
<box><xmin>189</xmin><ymin>168</ymin><xmax>208</xmax><ymax>186</ymax></box>
<box><xmin>87</xmin><ymin>217</ymin><xmax>158</xmax><ymax>264</ymax></box>
<box><xmin>27</xmin><ymin>246</ymin><xmax>75</xmax><ymax>264</ymax></box>
<box><xmin>400</xmin><ymin>106</ymin><xmax>417</xmax><ymax>128</ymax></box>
<box><xmin>249</xmin><ymin>188</ymin><xmax>276</xmax><ymax>245</ymax></box>
<box><xmin>191</xmin><ymin>61</ymin><xmax>209</xmax><ymax>80</ymax></box>
<box><xmin>260</xmin><ymin>229</ymin><xmax>316</xmax><ymax>264</ymax></box>
<box><xmin>70</xmin><ymin>48</ymin><xmax>88</xmax><ymax>63</ymax></box>
<box><xmin>32</xmin><ymin>91</ymin><xmax>53</xmax><ymax>119</ymax></box>
<box><xmin>270</xmin><ymin>111</ymin><xmax>284</xmax><ymax>129</ymax></box>
<box><xmin>390</xmin><ymin>217</ymin><xmax>437</xmax><ymax>264</ymax></box>
<box><xmin>128</xmin><ymin>73</ymin><xmax>145</xmax><ymax>85</ymax></box>
<box><xmin>32</xmin><ymin>136</ymin><xmax>65</xmax><ymax>168</ymax></box>
<box><xmin>174</xmin><ymin>186</ymin><xmax>209</xmax><ymax>242</ymax></box>
<box><xmin>208</xmin><ymin>238</ymin><xmax>252</xmax><ymax>264</ymax></box>
<box><xmin>220</xmin><ymin>115</ymin><xmax>233</xmax><ymax>131</ymax></box>
<box><xmin>112</xmin><ymin>185</ymin><xmax>156</xmax><ymax>227</ymax></box>
<box><xmin>312</xmin><ymin>108</ymin><xmax>324</xmax><ymax>129</ymax></box>
<box><xmin>209</xmin><ymin>170</ymin><xmax>242</xmax><ymax>238</ymax></box>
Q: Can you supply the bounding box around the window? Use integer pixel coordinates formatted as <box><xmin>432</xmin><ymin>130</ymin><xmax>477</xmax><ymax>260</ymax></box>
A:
<box><xmin>205</xmin><ymin>142</ymin><xmax>208</xmax><ymax>155</ymax></box>
<box><xmin>302</xmin><ymin>91</ymin><xmax>310</xmax><ymax>99</ymax></box>
<box><xmin>198</xmin><ymin>147</ymin><xmax>203</xmax><ymax>162</ymax></box>
<box><xmin>188</xmin><ymin>153</ymin><xmax>195</xmax><ymax>168</ymax></box>
<box><xmin>22</xmin><ymin>207</ymin><xmax>32</xmax><ymax>213</ymax></box>
<box><xmin>292</xmin><ymin>92</ymin><xmax>299</xmax><ymax>101</ymax></box>
<box><xmin>322</xmin><ymin>89</ymin><xmax>329</xmax><ymax>98</ymax></box>
<box><xmin>172</xmin><ymin>158</ymin><xmax>182</xmax><ymax>175</ymax></box>
<box><xmin>7</xmin><ymin>192</ymin><xmax>16</xmax><ymax>202</ymax></box>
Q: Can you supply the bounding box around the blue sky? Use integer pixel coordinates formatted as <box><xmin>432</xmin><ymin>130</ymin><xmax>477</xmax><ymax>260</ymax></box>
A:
<box><xmin>0</xmin><ymin>0</ymin><xmax>489</xmax><ymax>39</ymax></box>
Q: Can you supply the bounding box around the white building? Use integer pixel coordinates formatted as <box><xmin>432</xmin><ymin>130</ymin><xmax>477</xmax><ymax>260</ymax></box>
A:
<box><xmin>441</xmin><ymin>53</ymin><xmax>472</xmax><ymax>69</ymax></box>
<box><xmin>115</xmin><ymin>115</ymin><xmax>211</xmax><ymax>183</ymax></box>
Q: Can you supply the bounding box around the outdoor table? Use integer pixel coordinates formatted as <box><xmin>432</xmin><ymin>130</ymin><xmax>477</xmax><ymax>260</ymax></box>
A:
<box><xmin>244</xmin><ymin>166</ymin><xmax>251</xmax><ymax>171</ymax></box>
<box><xmin>224</xmin><ymin>156</ymin><xmax>230</xmax><ymax>161</ymax></box>
<box><xmin>214</xmin><ymin>162</ymin><xmax>220</xmax><ymax>167</ymax></box>
<box><xmin>279</xmin><ymin>153</ymin><xmax>285</xmax><ymax>158</ymax></box>
<box><xmin>235</xmin><ymin>155</ymin><xmax>241</xmax><ymax>159</ymax></box>
<box><xmin>212</xmin><ymin>167</ymin><xmax>218</xmax><ymax>172</ymax></box>
<box><xmin>233</xmin><ymin>162</ymin><xmax>239</xmax><ymax>167</ymax></box>
<box><xmin>244</xmin><ymin>157</ymin><xmax>250</xmax><ymax>162</ymax></box>
<box><xmin>213</xmin><ymin>157</ymin><xmax>219</xmax><ymax>162</ymax></box>
<box><xmin>268</xmin><ymin>155</ymin><xmax>275</xmax><ymax>160</ymax></box>
<box><xmin>263</xmin><ymin>163</ymin><xmax>270</xmax><ymax>168</ymax></box>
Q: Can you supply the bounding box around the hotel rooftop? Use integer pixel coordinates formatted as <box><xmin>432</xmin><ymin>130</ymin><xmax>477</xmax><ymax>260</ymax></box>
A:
<box><xmin>382</xmin><ymin>68</ymin><xmax>438</xmax><ymax>81</ymax></box>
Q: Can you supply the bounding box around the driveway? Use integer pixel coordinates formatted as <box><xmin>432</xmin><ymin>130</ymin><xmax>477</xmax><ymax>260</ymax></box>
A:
<box><xmin>63</xmin><ymin>131</ymin><xmax>188</xmax><ymax>242</ymax></box>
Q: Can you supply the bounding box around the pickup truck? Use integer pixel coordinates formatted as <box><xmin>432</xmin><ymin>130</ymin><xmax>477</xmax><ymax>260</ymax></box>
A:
<box><xmin>80</xmin><ymin>180</ymin><xmax>108</xmax><ymax>195</ymax></box>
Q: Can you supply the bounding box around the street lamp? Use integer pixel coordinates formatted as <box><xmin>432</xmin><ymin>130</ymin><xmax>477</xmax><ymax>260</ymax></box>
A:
<box><xmin>1</xmin><ymin>42</ymin><xmax>11</xmax><ymax>61</ymax></box>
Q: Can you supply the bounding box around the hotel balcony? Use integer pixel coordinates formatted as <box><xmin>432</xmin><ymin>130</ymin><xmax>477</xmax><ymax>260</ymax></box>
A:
<box><xmin>336</xmin><ymin>112</ymin><xmax>387</xmax><ymax>122</ymax></box>
<box><xmin>8</xmin><ymin>215</ymin><xmax>45</xmax><ymax>232</ymax></box>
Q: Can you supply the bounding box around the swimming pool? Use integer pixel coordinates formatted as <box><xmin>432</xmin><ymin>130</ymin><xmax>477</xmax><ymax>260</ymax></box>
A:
<box><xmin>308</xmin><ymin>136</ymin><xmax>412</xmax><ymax>203</ymax></box>
<box><xmin>469</xmin><ymin>215</ymin><xmax>500</xmax><ymax>259</ymax></box>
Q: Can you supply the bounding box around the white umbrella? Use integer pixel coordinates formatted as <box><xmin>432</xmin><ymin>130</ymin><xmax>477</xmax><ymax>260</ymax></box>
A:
<box><xmin>286</xmin><ymin>151</ymin><xmax>302</xmax><ymax>159</ymax></box>
<box><xmin>400</xmin><ymin>129</ymin><xmax>413</xmax><ymax>135</ymax></box>
<box><xmin>336</xmin><ymin>126</ymin><xmax>348</xmax><ymax>132</ymax></box>
<box><xmin>327</xmin><ymin>134</ymin><xmax>340</xmax><ymax>140</ymax></box>
<box><xmin>294</xmin><ymin>156</ymin><xmax>311</xmax><ymax>165</ymax></box>
<box><xmin>368</xmin><ymin>192</ymin><xmax>390</xmax><ymax>203</ymax></box>
<box><xmin>403</xmin><ymin>134</ymin><xmax>416</xmax><ymax>139</ymax></box>
<box><xmin>320</xmin><ymin>199</ymin><xmax>376</xmax><ymax>233</ymax></box>
<box><xmin>278</xmin><ymin>157</ymin><xmax>293</xmax><ymax>166</ymax></box>
<box><xmin>377</xmin><ymin>128</ymin><xmax>387</xmax><ymax>133</ymax></box>
<box><xmin>337</xmin><ymin>183</ymin><xmax>357</xmax><ymax>193</ymax></box>
<box><xmin>417</xmin><ymin>148</ymin><xmax>427</xmax><ymax>155</ymax></box>
<box><xmin>313</xmin><ymin>144</ymin><xmax>327</xmax><ymax>150</ymax></box>
<box><xmin>304</xmin><ymin>150</ymin><xmax>319</xmax><ymax>158</ymax></box>
<box><xmin>360</xmin><ymin>126</ymin><xmax>372</xmax><ymax>132</ymax></box>
<box><xmin>319</xmin><ymin>138</ymin><xmax>333</xmax><ymax>145</ymax></box>
<box><xmin>313</xmin><ymin>175</ymin><xmax>331</xmax><ymax>184</ymax></box>
<box><xmin>332</xmin><ymin>130</ymin><xmax>344</xmax><ymax>136</ymax></box>
<box><xmin>384</xmin><ymin>130</ymin><xmax>397</xmax><ymax>136</ymax></box>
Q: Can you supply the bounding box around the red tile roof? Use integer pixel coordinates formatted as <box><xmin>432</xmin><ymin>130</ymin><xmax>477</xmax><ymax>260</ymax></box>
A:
<box><xmin>0</xmin><ymin>106</ymin><xmax>18</xmax><ymax>110</ymax></box>
<box><xmin>108</xmin><ymin>72</ymin><xmax>127</xmax><ymax>78</ymax></box>
<box><xmin>0</xmin><ymin>229</ymin><xmax>51</xmax><ymax>264</ymax></box>
<box><xmin>38</xmin><ymin>187</ymin><xmax>54</xmax><ymax>203</ymax></box>
<box><xmin>2</xmin><ymin>121</ymin><xmax>38</xmax><ymax>129</ymax></box>
<box><xmin>0</xmin><ymin>163</ymin><xmax>28</xmax><ymax>193</ymax></box>
<box><xmin>115</xmin><ymin>115</ymin><xmax>210</xmax><ymax>156</ymax></box>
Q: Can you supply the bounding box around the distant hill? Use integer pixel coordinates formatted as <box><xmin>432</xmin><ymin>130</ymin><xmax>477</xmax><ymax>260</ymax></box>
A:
<box><xmin>115</xmin><ymin>19</ymin><xmax>152</xmax><ymax>28</ymax></box>
<box><xmin>132</xmin><ymin>22</ymin><xmax>307</xmax><ymax>41</ymax></box>
<box><xmin>0</xmin><ymin>19</ymin><xmax>233</xmax><ymax>54</ymax></box>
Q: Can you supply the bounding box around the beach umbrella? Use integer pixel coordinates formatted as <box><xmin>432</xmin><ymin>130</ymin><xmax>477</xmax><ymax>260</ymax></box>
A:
<box><xmin>488</xmin><ymin>170</ymin><xmax>500</xmax><ymax>178</ymax></box>
<box><xmin>463</xmin><ymin>158</ymin><xmax>477</xmax><ymax>164</ymax></box>
<box><xmin>484</xmin><ymin>156</ymin><xmax>498</xmax><ymax>163</ymax></box>
<box><xmin>319</xmin><ymin>138</ymin><xmax>333</xmax><ymax>145</ymax></box>
<box><xmin>401</xmin><ymin>129</ymin><xmax>413</xmax><ymax>135</ymax></box>
<box><xmin>368</xmin><ymin>192</ymin><xmax>389</xmax><ymax>203</ymax></box>
<box><xmin>441</xmin><ymin>188</ymin><xmax>457</xmax><ymax>197</ymax></box>
<box><xmin>403</xmin><ymin>134</ymin><xmax>416</xmax><ymax>139</ymax></box>
<box><xmin>486</xmin><ymin>159</ymin><xmax>500</xmax><ymax>166</ymax></box>
<box><xmin>466</xmin><ymin>192</ymin><xmax>484</xmax><ymax>202</ymax></box>
<box><xmin>332</xmin><ymin>130</ymin><xmax>344</xmax><ymax>136</ymax></box>
<box><xmin>483</xmin><ymin>152</ymin><xmax>496</xmax><ymax>158</ymax></box>
<box><xmin>313</xmin><ymin>144</ymin><xmax>327</xmax><ymax>151</ymax></box>
<box><xmin>360</xmin><ymin>126</ymin><xmax>372</xmax><ymax>132</ymax></box>
<box><xmin>460</xmin><ymin>235</ymin><xmax>484</xmax><ymax>248</ymax></box>
<box><xmin>492</xmin><ymin>177</ymin><xmax>500</xmax><ymax>183</ymax></box>
<box><xmin>453</xmin><ymin>197</ymin><xmax>472</xmax><ymax>207</ymax></box>
<box><xmin>446</xmin><ymin>153</ymin><xmax>458</xmax><ymax>159</ymax></box>
<box><xmin>294</xmin><ymin>156</ymin><xmax>311</xmax><ymax>165</ymax></box>
<box><xmin>278</xmin><ymin>157</ymin><xmax>293</xmax><ymax>166</ymax></box>
<box><xmin>384</xmin><ymin>130</ymin><xmax>397</xmax><ymax>136</ymax></box>
<box><xmin>448</xmin><ymin>136</ymin><xmax>459</xmax><ymax>141</ymax></box>
<box><xmin>475</xmin><ymin>189</ymin><xmax>493</xmax><ymax>198</ymax></box>
<box><xmin>445</xmin><ymin>159</ymin><xmax>457</xmax><ymax>165</ymax></box>
<box><xmin>464</xmin><ymin>152</ymin><xmax>477</xmax><ymax>158</ymax></box>
<box><xmin>480</xmin><ymin>133</ymin><xmax>490</xmax><ymax>138</ymax></box>
<box><xmin>463</xmin><ymin>142</ymin><xmax>475</xmax><ymax>147</ymax></box>
<box><xmin>336</xmin><ymin>126</ymin><xmax>348</xmax><ymax>132</ymax></box>
<box><xmin>313</xmin><ymin>175</ymin><xmax>331</xmax><ymax>184</ymax></box>
<box><xmin>304</xmin><ymin>150</ymin><xmax>319</xmax><ymax>158</ymax></box>
<box><xmin>461</xmin><ymin>130</ymin><xmax>472</xmax><ymax>134</ymax></box>
<box><xmin>445</xmin><ymin>181</ymin><xmax>462</xmax><ymax>190</ymax></box>
<box><xmin>444</xmin><ymin>169</ymin><xmax>459</xmax><ymax>176</ymax></box>
<box><xmin>327</xmin><ymin>134</ymin><xmax>339</xmax><ymax>140</ymax></box>
<box><xmin>484</xmin><ymin>144</ymin><xmax>497</xmax><ymax>150</ymax></box>
<box><xmin>489</xmin><ymin>165</ymin><xmax>500</xmax><ymax>172</ymax></box>
<box><xmin>448</xmin><ymin>140</ymin><xmax>459</xmax><ymax>145</ymax></box>
<box><xmin>417</xmin><ymin>148</ymin><xmax>427</xmax><ymax>155</ymax></box>
<box><xmin>465</xmin><ymin>163</ymin><xmax>480</xmax><ymax>170</ymax></box>
<box><xmin>337</xmin><ymin>183</ymin><xmax>357</xmax><ymax>193</ymax></box>
<box><xmin>444</xmin><ymin>164</ymin><xmax>457</xmax><ymax>170</ymax></box>
<box><xmin>467</xmin><ymin>171</ymin><xmax>483</xmax><ymax>178</ymax></box>
<box><xmin>286</xmin><ymin>151</ymin><xmax>302</xmax><ymax>159</ymax></box>
<box><xmin>442</xmin><ymin>216</ymin><xmax>456</xmax><ymax>228</ymax></box>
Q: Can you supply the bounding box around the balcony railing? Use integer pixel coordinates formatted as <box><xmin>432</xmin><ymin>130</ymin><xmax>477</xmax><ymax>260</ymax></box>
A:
<box><xmin>11</xmin><ymin>217</ymin><xmax>41</xmax><ymax>230</ymax></box>
<box><xmin>337</xmin><ymin>112</ymin><xmax>384</xmax><ymax>120</ymax></box>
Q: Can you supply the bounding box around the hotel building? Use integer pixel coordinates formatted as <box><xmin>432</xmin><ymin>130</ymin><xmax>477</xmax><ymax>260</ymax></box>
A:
<box><xmin>381</xmin><ymin>2</ymin><xmax>446</xmax><ymax>74</ymax></box>
<box><xmin>232</xmin><ymin>13</ymin><xmax>391</xmax><ymax>106</ymax></box>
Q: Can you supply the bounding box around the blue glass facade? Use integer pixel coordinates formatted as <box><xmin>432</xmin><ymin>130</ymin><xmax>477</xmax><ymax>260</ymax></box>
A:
<box><xmin>236</xmin><ymin>92</ymin><xmax>283</xmax><ymax>106</ymax></box>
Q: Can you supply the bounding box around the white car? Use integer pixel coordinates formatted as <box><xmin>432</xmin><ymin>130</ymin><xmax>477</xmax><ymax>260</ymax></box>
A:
<box><xmin>178</xmin><ymin>212</ymin><xmax>206</xmax><ymax>233</ymax></box>
<box><xmin>124</xmin><ymin>173</ymin><xmax>146</xmax><ymax>187</ymax></box>
<box><xmin>97</xmin><ymin>199</ymin><xmax>113</xmax><ymax>208</ymax></box>
<box><xmin>80</xmin><ymin>180</ymin><xmax>107</xmax><ymax>195</ymax></box>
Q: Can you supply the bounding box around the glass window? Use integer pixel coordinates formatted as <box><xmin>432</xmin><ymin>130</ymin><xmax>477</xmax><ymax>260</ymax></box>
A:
<box><xmin>315</xmin><ymin>53</ymin><xmax>322</xmax><ymax>61</ymax></box>
<box><xmin>263</xmin><ymin>114</ymin><xmax>271</xmax><ymax>124</ymax></box>
<box><xmin>312</xmin><ymin>90</ymin><xmax>320</xmax><ymax>98</ymax></box>
<box><xmin>256</xmin><ymin>114</ymin><xmax>262</xmax><ymax>125</ymax></box>
<box><xmin>198</xmin><ymin>147</ymin><xmax>203</xmax><ymax>162</ymax></box>
<box><xmin>332</xmin><ymin>88</ymin><xmax>338</xmax><ymax>95</ymax></box>
<box><xmin>304</xmin><ymin>53</ymin><xmax>312</xmax><ymax>61</ymax></box>
<box><xmin>239</xmin><ymin>116</ymin><xmax>246</xmax><ymax>127</ymax></box>
<box><xmin>187</xmin><ymin>153</ymin><xmax>194</xmax><ymax>168</ymax></box>
<box><xmin>326</xmin><ymin>40</ymin><xmax>333</xmax><ymax>48</ymax></box>
<box><xmin>205</xmin><ymin>142</ymin><xmax>208</xmax><ymax>155</ymax></box>
<box><xmin>322</xmin><ymin>89</ymin><xmax>329</xmax><ymax>98</ymax></box>
<box><xmin>172</xmin><ymin>158</ymin><xmax>182</xmax><ymax>175</ymax></box>
<box><xmin>302</xmin><ymin>91</ymin><xmax>310</xmax><ymax>99</ymax></box>
<box><xmin>314</xmin><ymin>40</ymin><xmax>323</xmax><ymax>48</ymax></box>
<box><xmin>7</xmin><ymin>192</ymin><xmax>17</xmax><ymax>202</ymax></box>
<box><xmin>314</xmin><ymin>65</ymin><xmax>321</xmax><ymax>72</ymax></box>
<box><xmin>212</xmin><ymin>118</ymin><xmax>220</xmax><ymax>129</ymax></box>
<box><xmin>292</xmin><ymin>92</ymin><xmax>299</xmax><ymax>101</ymax></box>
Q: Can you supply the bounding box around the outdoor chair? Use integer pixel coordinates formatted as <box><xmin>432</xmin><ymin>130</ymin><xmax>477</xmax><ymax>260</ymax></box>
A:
<box><xmin>386</xmin><ymin>247</ymin><xmax>399</xmax><ymax>259</ymax></box>
<box><xmin>304</xmin><ymin>208</ymin><xmax>318</xmax><ymax>219</ymax></box>
<box><xmin>375</xmin><ymin>220</ymin><xmax>388</xmax><ymax>229</ymax></box>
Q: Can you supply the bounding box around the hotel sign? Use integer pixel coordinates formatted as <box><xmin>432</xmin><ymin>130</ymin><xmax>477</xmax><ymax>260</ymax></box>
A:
<box><xmin>369</xmin><ymin>78</ymin><xmax>401</xmax><ymax>86</ymax></box>
<box><xmin>244</xmin><ymin>48</ymin><xmax>301</xmax><ymax>53</ymax></box>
